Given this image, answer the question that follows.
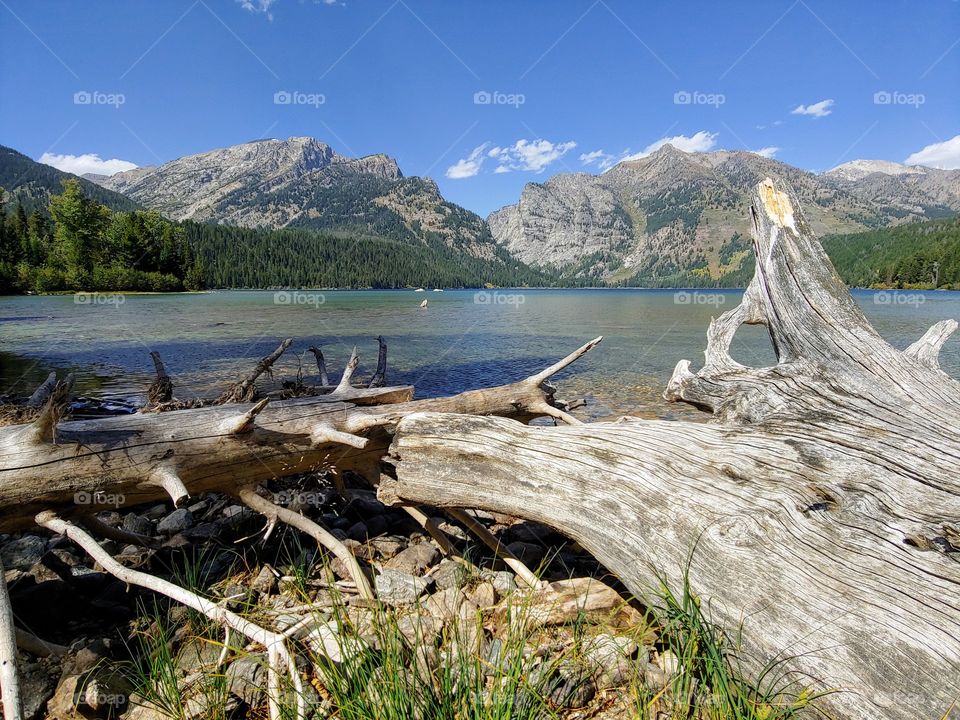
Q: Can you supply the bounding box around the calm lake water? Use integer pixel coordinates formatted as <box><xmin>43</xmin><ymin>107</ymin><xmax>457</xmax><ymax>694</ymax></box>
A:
<box><xmin>1</xmin><ymin>288</ymin><xmax>958</xmax><ymax>419</ymax></box>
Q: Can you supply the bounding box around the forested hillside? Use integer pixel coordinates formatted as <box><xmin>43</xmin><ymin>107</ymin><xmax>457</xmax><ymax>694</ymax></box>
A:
<box><xmin>184</xmin><ymin>221</ymin><xmax>553</xmax><ymax>289</ymax></box>
<box><xmin>0</xmin><ymin>179</ymin><xmax>201</xmax><ymax>294</ymax></box>
<box><xmin>822</xmin><ymin>216</ymin><xmax>960</xmax><ymax>288</ymax></box>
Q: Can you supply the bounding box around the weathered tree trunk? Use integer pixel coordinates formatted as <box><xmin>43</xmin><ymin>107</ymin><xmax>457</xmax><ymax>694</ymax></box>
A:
<box><xmin>380</xmin><ymin>178</ymin><xmax>960</xmax><ymax>720</ymax></box>
<box><xmin>0</xmin><ymin>339</ymin><xmax>596</xmax><ymax>531</ymax></box>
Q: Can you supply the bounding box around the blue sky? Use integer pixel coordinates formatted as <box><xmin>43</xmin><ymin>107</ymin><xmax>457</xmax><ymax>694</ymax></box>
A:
<box><xmin>1</xmin><ymin>0</ymin><xmax>958</xmax><ymax>216</ymax></box>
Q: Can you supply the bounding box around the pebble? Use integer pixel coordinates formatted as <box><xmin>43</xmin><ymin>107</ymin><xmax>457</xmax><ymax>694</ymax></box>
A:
<box><xmin>1</xmin><ymin>535</ymin><xmax>47</xmax><ymax>570</ymax></box>
<box><xmin>157</xmin><ymin>508</ymin><xmax>194</xmax><ymax>535</ymax></box>
<box><xmin>226</xmin><ymin>655</ymin><xmax>265</xmax><ymax>706</ymax></box>
<box><xmin>374</xmin><ymin>567</ymin><xmax>430</xmax><ymax>606</ymax></box>
<box><xmin>385</xmin><ymin>542</ymin><xmax>439</xmax><ymax>575</ymax></box>
<box><xmin>122</xmin><ymin>513</ymin><xmax>154</xmax><ymax>537</ymax></box>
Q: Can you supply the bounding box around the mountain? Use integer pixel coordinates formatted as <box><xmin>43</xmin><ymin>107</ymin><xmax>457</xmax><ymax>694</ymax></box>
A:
<box><xmin>0</xmin><ymin>144</ymin><xmax>139</xmax><ymax>214</ymax></box>
<box><xmin>89</xmin><ymin>137</ymin><xmax>502</xmax><ymax>261</ymax></box>
<box><xmin>489</xmin><ymin>145</ymin><xmax>960</xmax><ymax>286</ymax></box>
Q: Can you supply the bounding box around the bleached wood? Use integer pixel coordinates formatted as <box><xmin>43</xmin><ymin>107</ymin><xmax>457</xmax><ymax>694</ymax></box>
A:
<box><xmin>380</xmin><ymin>178</ymin><xmax>960</xmax><ymax>720</ymax></box>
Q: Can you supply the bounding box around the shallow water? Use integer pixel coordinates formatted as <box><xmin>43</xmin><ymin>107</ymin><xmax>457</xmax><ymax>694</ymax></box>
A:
<box><xmin>1</xmin><ymin>288</ymin><xmax>957</xmax><ymax>419</ymax></box>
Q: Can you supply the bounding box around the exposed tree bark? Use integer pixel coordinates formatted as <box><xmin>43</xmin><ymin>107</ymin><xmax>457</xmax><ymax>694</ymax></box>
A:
<box><xmin>0</xmin><ymin>339</ymin><xmax>596</xmax><ymax>532</ymax></box>
<box><xmin>368</xmin><ymin>336</ymin><xmax>387</xmax><ymax>388</ymax></box>
<box><xmin>380</xmin><ymin>178</ymin><xmax>960</xmax><ymax>720</ymax></box>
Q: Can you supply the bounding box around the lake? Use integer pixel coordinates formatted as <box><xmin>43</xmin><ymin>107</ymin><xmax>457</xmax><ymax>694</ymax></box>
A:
<box><xmin>1</xmin><ymin>288</ymin><xmax>958</xmax><ymax>419</ymax></box>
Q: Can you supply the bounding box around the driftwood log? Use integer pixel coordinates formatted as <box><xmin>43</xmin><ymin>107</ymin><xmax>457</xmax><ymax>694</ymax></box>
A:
<box><xmin>380</xmin><ymin>178</ymin><xmax>960</xmax><ymax>720</ymax></box>
<box><xmin>0</xmin><ymin>338</ymin><xmax>596</xmax><ymax>531</ymax></box>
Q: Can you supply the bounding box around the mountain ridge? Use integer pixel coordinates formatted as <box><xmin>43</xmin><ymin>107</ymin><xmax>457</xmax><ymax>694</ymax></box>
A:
<box><xmin>488</xmin><ymin>144</ymin><xmax>960</xmax><ymax>286</ymax></box>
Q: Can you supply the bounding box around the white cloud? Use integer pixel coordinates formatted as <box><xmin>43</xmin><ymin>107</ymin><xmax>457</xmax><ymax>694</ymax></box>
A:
<box><xmin>488</xmin><ymin>139</ymin><xmax>577</xmax><ymax>174</ymax></box>
<box><xmin>791</xmin><ymin>99</ymin><xmax>833</xmax><ymax>118</ymax></box>
<box><xmin>237</xmin><ymin>0</ymin><xmax>277</xmax><ymax>19</ymax></box>
<box><xmin>579</xmin><ymin>132</ymin><xmax>719</xmax><ymax>172</ymax></box>
<box><xmin>618</xmin><ymin>131</ymin><xmax>718</xmax><ymax>164</ymax></box>
<box><xmin>445</xmin><ymin>143</ymin><xmax>489</xmax><ymax>179</ymax></box>
<box><xmin>752</xmin><ymin>146</ymin><xmax>780</xmax><ymax>159</ymax></box>
<box><xmin>904</xmin><ymin>134</ymin><xmax>960</xmax><ymax>169</ymax></box>
<box><xmin>579</xmin><ymin>149</ymin><xmax>613</xmax><ymax>167</ymax></box>
<box><xmin>39</xmin><ymin>152</ymin><xmax>138</xmax><ymax>177</ymax></box>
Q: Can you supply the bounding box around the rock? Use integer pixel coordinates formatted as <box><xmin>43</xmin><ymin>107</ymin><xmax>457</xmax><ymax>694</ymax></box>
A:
<box><xmin>157</xmin><ymin>508</ymin><xmax>193</xmax><ymax>535</ymax></box>
<box><xmin>123</xmin><ymin>694</ymin><xmax>169</xmax><ymax>720</ymax></box>
<box><xmin>364</xmin><ymin>514</ymin><xmax>389</xmax><ymax>538</ymax></box>
<box><xmin>303</xmin><ymin>621</ymin><xmax>368</xmax><ymax>664</ymax></box>
<box><xmin>467</xmin><ymin>581</ymin><xmax>496</xmax><ymax>608</ymax></box>
<box><xmin>177</xmin><ymin>637</ymin><xmax>223</xmax><ymax>676</ymax></box>
<box><xmin>521</xmin><ymin>577</ymin><xmax>635</xmax><ymax>628</ymax></box>
<box><xmin>423</xmin><ymin>587</ymin><xmax>462</xmax><ymax>622</ymax></box>
<box><xmin>226</xmin><ymin>655</ymin><xmax>265</xmax><ymax>705</ymax></box>
<box><xmin>583</xmin><ymin>633</ymin><xmax>640</xmax><ymax>688</ymax></box>
<box><xmin>434</xmin><ymin>518</ymin><xmax>468</xmax><ymax>541</ymax></box>
<box><xmin>547</xmin><ymin>662</ymin><xmax>596</xmax><ymax>708</ymax></box>
<box><xmin>504</xmin><ymin>541</ymin><xmax>545</xmax><ymax>567</ymax></box>
<box><xmin>384</xmin><ymin>542</ymin><xmax>439</xmax><ymax>575</ymax></box>
<box><xmin>432</xmin><ymin>558</ymin><xmax>467</xmax><ymax>591</ymax></box>
<box><xmin>397</xmin><ymin>612</ymin><xmax>440</xmax><ymax>646</ymax></box>
<box><xmin>121</xmin><ymin>513</ymin><xmax>154</xmax><ymax>536</ymax></box>
<box><xmin>142</xmin><ymin>504</ymin><xmax>168</xmax><ymax>520</ymax></box>
<box><xmin>349</xmin><ymin>494</ymin><xmax>388</xmax><ymax>517</ymax></box>
<box><xmin>47</xmin><ymin>663</ymin><xmax>132</xmax><ymax>719</ymax></box>
<box><xmin>374</xmin><ymin>568</ymin><xmax>430</xmax><ymax>606</ymax></box>
<box><xmin>643</xmin><ymin>661</ymin><xmax>670</xmax><ymax>690</ymax></box>
<box><xmin>659</xmin><ymin>649</ymin><xmax>680</xmax><ymax>679</ymax></box>
<box><xmin>1</xmin><ymin>535</ymin><xmax>47</xmax><ymax>569</ymax></box>
<box><xmin>369</xmin><ymin>536</ymin><xmax>405</xmax><ymax>559</ymax></box>
<box><xmin>508</xmin><ymin>521</ymin><xmax>555</xmax><ymax>544</ymax></box>
<box><xmin>19</xmin><ymin>657</ymin><xmax>59</xmax><ymax>720</ymax></box>
<box><xmin>482</xmin><ymin>570</ymin><xmax>517</xmax><ymax>596</ymax></box>
<box><xmin>346</xmin><ymin>521</ymin><xmax>369</xmax><ymax>541</ymax></box>
<box><xmin>183</xmin><ymin>522</ymin><xmax>220</xmax><ymax>541</ymax></box>
<box><xmin>250</xmin><ymin>565</ymin><xmax>277</xmax><ymax>594</ymax></box>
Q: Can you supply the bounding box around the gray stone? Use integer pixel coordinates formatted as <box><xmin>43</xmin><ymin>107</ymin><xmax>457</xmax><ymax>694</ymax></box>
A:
<box><xmin>226</xmin><ymin>655</ymin><xmax>265</xmax><ymax>706</ymax></box>
<box><xmin>122</xmin><ymin>513</ymin><xmax>154</xmax><ymax>536</ymax></box>
<box><xmin>157</xmin><ymin>508</ymin><xmax>194</xmax><ymax>535</ymax></box>
<box><xmin>432</xmin><ymin>558</ymin><xmax>467</xmax><ymax>591</ymax></box>
<box><xmin>384</xmin><ymin>542</ymin><xmax>439</xmax><ymax>575</ymax></box>
<box><xmin>583</xmin><ymin>633</ymin><xmax>641</xmax><ymax>688</ymax></box>
<box><xmin>504</xmin><ymin>541</ymin><xmax>545</xmax><ymax>567</ymax></box>
<box><xmin>250</xmin><ymin>565</ymin><xmax>277</xmax><ymax>594</ymax></box>
<box><xmin>1</xmin><ymin>535</ymin><xmax>46</xmax><ymax>569</ymax></box>
<box><xmin>374</xmin><ymin>567</ymin><xmax>430</xmax><ymax>606</ymax></box>
<box><xmin>346</xmin><ymin>521</ymin><xmax>368</xmax><ymax>541</ymax></box>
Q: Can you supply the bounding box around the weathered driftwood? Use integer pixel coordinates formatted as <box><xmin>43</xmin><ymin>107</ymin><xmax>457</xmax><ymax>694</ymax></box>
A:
<box><xmin>380</xmin><ymin>178</ymin><xmax>960</xmax><ymax>720</ymax></box>
<box><xmin>0</xmin><ymin>338</ymin><xmax>596</xmax><ymax>531</ymax></box>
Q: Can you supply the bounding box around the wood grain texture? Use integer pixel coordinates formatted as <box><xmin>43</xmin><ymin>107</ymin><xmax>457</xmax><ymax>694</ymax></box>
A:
<box><xmin>381</xmin><ymin>178</ymin><xmax>960</xmax><ymax>720</ymax></box>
